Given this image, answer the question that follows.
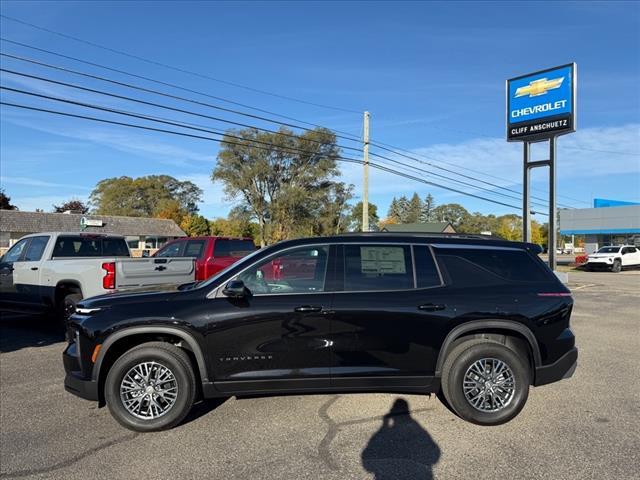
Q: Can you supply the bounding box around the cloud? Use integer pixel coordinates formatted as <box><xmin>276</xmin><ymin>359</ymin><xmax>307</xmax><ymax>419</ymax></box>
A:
<box><xmin>0</xmin><ymin>176</ymin><xmax>90</xmax><ymax>190</ymax></box>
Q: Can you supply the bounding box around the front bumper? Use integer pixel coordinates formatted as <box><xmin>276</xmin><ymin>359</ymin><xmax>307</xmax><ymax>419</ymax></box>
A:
<box><xmin>534</xmin><ymin>347</ymin><xmax>578</xmax><ymax>386</ymax></box>
<box><xmin>63</xmin><ymin>342</ymin><xmax>98</xmax><ymax>401</ymax></box>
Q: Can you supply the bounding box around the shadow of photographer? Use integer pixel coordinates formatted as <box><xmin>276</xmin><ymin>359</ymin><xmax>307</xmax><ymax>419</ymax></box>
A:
<box><xmin>362</xmin><ymin>398</ymin><xmax>441</xmax><ymax>480</ymax></box>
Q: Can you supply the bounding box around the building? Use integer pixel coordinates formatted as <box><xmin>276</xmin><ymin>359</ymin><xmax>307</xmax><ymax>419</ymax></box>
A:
<box><xmin>0</xmin><ymin>210</ymin><xmax>186</xmax><ymax>254</ymax></box>
<box><xmin>381</xmin><ymin>222</ymin><xmax>456</xmax><ymax>234</ymax></box>
<box><xmin>559</xmin><ymin>199</ymin><xmax>640</xmax><ymax>253</ymax></box>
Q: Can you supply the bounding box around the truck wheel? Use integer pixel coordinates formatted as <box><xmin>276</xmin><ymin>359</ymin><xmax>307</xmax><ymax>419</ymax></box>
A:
<box><xmin>105</xmin><ymin>342</ymin><xmax>196</xmax><ymax>432</ymax></box>
<box><xmin>611</xmin><ymin>260</ymin><xmax>622</xmax><ymax>273</ymax></box>
<box><xmin>441</xmin><ymin>339</ymin><xmax>530</xmax><ymax>426</ymax></box>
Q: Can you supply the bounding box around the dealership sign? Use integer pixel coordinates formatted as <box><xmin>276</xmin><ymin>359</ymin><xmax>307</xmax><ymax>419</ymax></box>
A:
<box><xmin>507</xmin><ymin>63</ymin><xmax>576</xmax><ymax>141</ymax></box>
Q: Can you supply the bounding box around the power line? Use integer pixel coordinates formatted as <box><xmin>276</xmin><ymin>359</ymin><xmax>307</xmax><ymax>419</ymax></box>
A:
<box><xmin>0</xmin><ymin>38</ymin><xmax>363</xmax><ymax>141</ymax></box>
<box><xmin>0</xmin><ymin>100</ymin><xmax>546</xmax><ymax>215</ymax></box>
<box><xmin>0</xmin><ymin>14</ymin><xmax>362</xmax><ymax>114</ymax></box>
<box><xmin>1</xmin><ymin>70</ymin><xmax>551</xmax><ymax>209</ymax></box>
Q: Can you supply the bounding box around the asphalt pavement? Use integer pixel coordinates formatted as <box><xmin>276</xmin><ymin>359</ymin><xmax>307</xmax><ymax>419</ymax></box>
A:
<box><xmin>1</xmin><ymin>270</ymin><xmax>638</xmax><ymax>479</ymax></box>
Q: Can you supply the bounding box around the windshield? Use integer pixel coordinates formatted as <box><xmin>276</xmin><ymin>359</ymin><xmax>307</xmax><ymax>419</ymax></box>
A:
<box><xmin>596</xmin><ymin>247</ymin><xmax>621</xmax><ymax>253</ymax></box>
<box><xmin>196</xmin><ymin>245</ymin><xmax>265</xmax><ymax>289</ymax></box>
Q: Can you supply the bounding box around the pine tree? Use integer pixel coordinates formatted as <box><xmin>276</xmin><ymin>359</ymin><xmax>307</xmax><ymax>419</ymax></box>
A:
<box><xmin>406</xmin><ymin>192</ymin><xmax>423</xmax><ymax>223</ymax></box>
<box><xmin>420</xmin><ymin>194</ymin><xmax>435</xmax><ymax>222</ymax></box>
<box><xmin>397</xmin><ymin>195</ymin><xmax>410</xmax><ymax>223</ymax></box>
<box><xmin>387</xmin><ymin>197</ymin><xmax>402</xmax><ymax>222</ymax></box>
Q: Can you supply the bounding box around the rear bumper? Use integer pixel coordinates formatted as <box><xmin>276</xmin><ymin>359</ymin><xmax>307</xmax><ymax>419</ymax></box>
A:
<box><xmin>534</xmin><ymin>347</ymin><xmax>578</xmax><ymax>386</ymax></box>
<box><xmin>63</xmin><ymin>344</ymin><xmax>98</xmax><ymax>401</ymax></box>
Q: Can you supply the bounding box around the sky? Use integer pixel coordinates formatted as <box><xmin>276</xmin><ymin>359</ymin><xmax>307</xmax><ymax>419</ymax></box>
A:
<box><xmin>0</xmin><ymin>1</ymin><xmax>639</xmax><ymax>222</ymax></box>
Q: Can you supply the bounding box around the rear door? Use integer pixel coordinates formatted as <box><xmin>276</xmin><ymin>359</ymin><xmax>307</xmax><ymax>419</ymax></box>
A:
<box><xmin>329</xmin><ymin>243</ymin><xmax>454</xmax><ymax>389</ymax></box>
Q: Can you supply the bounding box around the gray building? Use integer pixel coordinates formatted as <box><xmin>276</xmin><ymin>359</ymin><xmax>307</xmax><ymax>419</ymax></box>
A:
<box><xmin>0</xmin><ymin>210</ymin><xmax>186</xmax><ymax>253</ymax></box>
<box><xmin>559</xmin><ymin>201</ymin><xmax>640</xmax><ymax>253</ymax></box>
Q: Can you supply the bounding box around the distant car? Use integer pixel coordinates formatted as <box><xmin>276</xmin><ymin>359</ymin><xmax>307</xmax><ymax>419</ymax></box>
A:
<box><xmin>0</xmin><ymin>232</ymin><xmax>195</xmax><ymax>319</ymax></box>
<box><xmin>585</xmin><ymin>245</ymin><xmax>640</xmax><ymax>272</ymax></box>
<box><xmin>153</xmin><ymin>237</ymin><xmax>256</xmax><ymax>281</ymax></box>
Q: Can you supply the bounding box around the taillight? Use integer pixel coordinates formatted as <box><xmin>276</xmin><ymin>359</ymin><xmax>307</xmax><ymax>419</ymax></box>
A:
<box><xmin>102</xmin><ymin>262</ymin><xmax>116</xmax><ymax>289</ymax></box>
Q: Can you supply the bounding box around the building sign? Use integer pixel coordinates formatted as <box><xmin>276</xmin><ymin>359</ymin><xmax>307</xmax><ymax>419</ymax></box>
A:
<box><xmin>80</xmin><ymin>217</ymin><xmax>104</xmax><ymax>230</ymax></box>
<box><xmin>507</xmin><ymin>63</ymin><xmax>576</xmax><ymax>141</ymax></box>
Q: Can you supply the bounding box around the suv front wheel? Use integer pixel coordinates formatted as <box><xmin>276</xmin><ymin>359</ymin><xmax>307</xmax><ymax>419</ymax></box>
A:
<box><xmin>105</xmin><ymin>342</ymin><xmax>196</xmax><ymax>432</ymax></box>
<box><xmin>441</xmin><ymin>339</ymin><xmax>530</xmax><ymax>425</ymax></box>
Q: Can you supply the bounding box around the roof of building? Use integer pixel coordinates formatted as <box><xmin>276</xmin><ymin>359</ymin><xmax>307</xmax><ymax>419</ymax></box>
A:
<box><xmin>0</xmin><ymin>210</ymin><xmax>187</xmax><ymax>237</ymax></box>
<box><xmin>381</xmin><ymin>222</ymin><xmax>455</xmax><ymax>233</ymax></box>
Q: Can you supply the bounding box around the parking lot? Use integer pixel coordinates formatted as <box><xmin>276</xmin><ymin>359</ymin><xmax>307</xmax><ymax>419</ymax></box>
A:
<box><xmin>0</xmin><ymin>270</ymin><xmax>638</xmax><ymax>480</ymax></box>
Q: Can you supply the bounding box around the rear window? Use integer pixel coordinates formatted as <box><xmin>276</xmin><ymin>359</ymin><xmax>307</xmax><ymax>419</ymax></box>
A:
<box><xmin>413</xmin><ymin>246</ymin><xmax>442</xmax><ymax>288</ymax></box>
<box><xmin>344</xmin><ymin>244</ymin><xmax>414</xmax><ymax>291</ymax></box>
<box><xmin>213</xmin><ymin>239</ymin><xmax>256</xmax><ymax>257</ymax></box>
<box><xmin>435</xmin><ymin>247</ymin><xmax>551</xmax><ymax>286</ymax></box>
<box><xmin>52</xmin><ymin>236</ymin><xmax>129</xmax><ymax>257</ymax></box>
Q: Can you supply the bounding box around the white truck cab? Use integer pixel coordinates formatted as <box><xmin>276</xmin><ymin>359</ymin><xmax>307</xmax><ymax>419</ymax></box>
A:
<box><xmin>585</xmin><ymin>245</ymin><xmax>640</xmax><ymax>272</ymax></box>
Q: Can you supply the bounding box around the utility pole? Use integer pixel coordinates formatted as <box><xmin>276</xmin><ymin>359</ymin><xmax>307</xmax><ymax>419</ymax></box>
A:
<box><xmin>362</xmin><ymin>111</ymin><xmax>370</xmax><ymax>232</ymax></box>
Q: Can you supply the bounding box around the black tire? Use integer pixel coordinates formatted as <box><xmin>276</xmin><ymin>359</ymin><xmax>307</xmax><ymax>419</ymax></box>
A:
<box><xmin>441</xmin><ymin>339</ymin><xmax>530</xmax><ymax>426</ymax></box>
<box><xmin>59</xmin><ymin>293</ymin><xmax>82</xmax><ymax>323</ymax></box>
<box><xmin>105</xmin><ymin>342</ymin><xmax>196</xmax><ymax>432</ymax></box>
<box><xmin>611</xmin><ymin>259</ymin><xmax>622</xmax><ymax>273</ymax></box>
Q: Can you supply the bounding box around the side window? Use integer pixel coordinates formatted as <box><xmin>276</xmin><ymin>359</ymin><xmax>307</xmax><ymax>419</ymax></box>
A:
<box><xmin>24</xmin><ymin>236</ymin><xmax>49</xmax><ymax>261</ymax></box>
<box><xmin>629</xmin><ymin>247</ymin><xmax>638</xmax><ymax>253</ymax></box>
<box><xmin>213</xmin><ymin>239</ymin><xmax>256</xmax><ymax>257</ymax></box>
<box><xmin>3</xmin><ymin>238</ymin><xmax>29</xmax><ymax>263</ymax></box>
<box><xmin>413</xmin><ymin>246</ymin><xmax>442</xmax><ymax>288</ymax></box>
<box><xmin>102</xmin><ymin>239</ymin><xmax>129</xmax><ymax>257</ymax></box>
<box><xmin>344</xmin><ymin>244</ymin><xmax>413</xmax><ymax>291</ymax></box>
<box><xmin>184</xmin><ymin>240</ymin><xmax>206</xmax><ymax>258</ymax></box>
<box><xmin>435</xmin><ymin>247</ymin><xmax>550</xmax><ymax>286</ymax></box>
<box><xmin>156</xmin><ymin>241</ymin><xmax>184</xmax><ymax>257</ymax></box>
<box><xmin>237</xmin><ymin>246</ymin><xmax>329</xmax><ymax>295</ymax></box>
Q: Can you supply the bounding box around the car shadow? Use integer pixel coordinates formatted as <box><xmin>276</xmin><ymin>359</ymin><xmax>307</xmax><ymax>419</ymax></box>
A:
<box><xmin>179</xmin><ymin>397</ymin><xmax>230</xmax><ymax>426</ymax></box>
<box><xmin>361</xmin><ymin>398</ymin><xmax>441</xmax><ymax>480</ymax></box>
<box><xmin>0</xmin><ymin>311</ymin><xmax>65</xmax><ymax>353</ymax></box>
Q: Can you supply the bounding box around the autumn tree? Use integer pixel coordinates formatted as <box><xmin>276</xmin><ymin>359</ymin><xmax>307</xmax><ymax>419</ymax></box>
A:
<box><xmin>180</xmin><ymin>214</ymin><xmax>210</xmax><ymax>237</ymax></box>
<box><xmin>212</xmin><ymin>127</ymin><xmax>351</xmax><ymax>246</ymax></box>
<box><xmin>52</xmin><ymin>199</ymin><xmax>89</xmax><ymax>214</ymax></box>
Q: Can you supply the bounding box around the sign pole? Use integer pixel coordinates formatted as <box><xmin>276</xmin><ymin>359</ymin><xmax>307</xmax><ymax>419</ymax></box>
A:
<box><xmin>548</xmin><ymin>136</ymin><xmax>557</xmax><ymax>270</ymax></box>
<box><xmin>522</xmin><ymin>142</ymin><xmax>531</xmax><ymax>243</ymax></box>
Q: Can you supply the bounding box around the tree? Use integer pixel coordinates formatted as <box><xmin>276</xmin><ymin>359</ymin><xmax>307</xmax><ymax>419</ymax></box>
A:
<box><xmin>431</xmin><ymin>203</ymin><xmax>470</xmax><ymax>228</ymax></box>
<box><xmin>0</xmin><ymin>189</ymin><xmax>17</xmax><ymax>210</ymax></box>
<box><xmin>397</xmin><ymin>196</ymin><xmax>410</xmax><ymax>223</ymax></box>
<box><xmin>495</xmin><ymin>214</ymin><xmax>522</xmax><ymax>241</ymax></box>
<box><xmin>420</xmin><ymin>194</ymin><xmax>435</xmax><ymax>222</ymax></box>
<box><xmin>349</xmin><ymin>201</ymin><xmax>379</xmax><ymax>232</ymax></box>
<box><xmin>89</xmin><ymin>175</ymin><xmax>203</xmax><ymax>218</ymax></box>
<box><xmin>180</xmin><ymin>214</ymin><xmax>210</xmax><ymax>237</ymax></box>
<box><xmin>387</xmin><ymin>197</ymin><xmax>402</xmax><ymax>222</ymax></box>
<box><xmin>405</xmin><ymin>193</ymin><xmax>423</xmax><ymax>223</ymax></box>
<box><xmin>212</xmin><ymin>127</ymin><xmax>349</xmax><ymax>246</ymax></box>
<box><xmin>52</xmin><ymin>199</ymin><xmax>89</xmax><ymax>214</ymax></box>
<box><xmin>154</xmin><ymin>199</ymin><xmax>188</xmax><ymax>225</ymax></box>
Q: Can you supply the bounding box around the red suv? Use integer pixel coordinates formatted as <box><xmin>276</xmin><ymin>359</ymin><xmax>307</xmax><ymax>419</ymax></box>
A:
<box><xmin>154</xmin><ymin>237</ymin><xmax>256</xmax><ymax>281</ymax></box>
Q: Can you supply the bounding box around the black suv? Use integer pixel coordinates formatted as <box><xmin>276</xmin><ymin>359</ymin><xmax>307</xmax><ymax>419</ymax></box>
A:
<box><xmin>63</xmin><ymin>234</ymin><xmax>577</xmax><ymax>431</ymax></box>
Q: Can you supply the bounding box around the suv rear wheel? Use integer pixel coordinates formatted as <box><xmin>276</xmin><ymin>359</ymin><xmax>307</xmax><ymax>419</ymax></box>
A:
<box><xmin>105</xmin><ymin>342</ymin><xmax>196</xmax><ymax>432</ymax></box>
<box><xmin>441</xmin><ymin>339</ymin><xmax>530</xmax><ymax>425</ymax></box>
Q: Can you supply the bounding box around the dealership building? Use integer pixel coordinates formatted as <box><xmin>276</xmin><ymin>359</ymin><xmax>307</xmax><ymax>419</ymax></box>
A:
<box><xmin>0</xmin><ymin>210</ymin><xmax>186</xmax><ymax>254</ymax></box>
<box><xmin>559</xmin><ymin>199</ymin><xmax>640</xmax><ymax>253</ymax></box>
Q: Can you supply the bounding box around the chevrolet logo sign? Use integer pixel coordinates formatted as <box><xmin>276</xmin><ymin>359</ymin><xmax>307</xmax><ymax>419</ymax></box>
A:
<box><xmin>514</xmin><ymin>77</ymin><xmax>565</xmax><ymax>98</ymax></box>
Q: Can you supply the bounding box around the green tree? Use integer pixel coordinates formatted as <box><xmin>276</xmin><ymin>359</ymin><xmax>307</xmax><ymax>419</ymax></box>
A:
<box><xmin>89</xmin><ymin>175</ymin><xmax>202</xmax><ymax>217</ymax></box>
<box><xmin>420</xmin><ymin>194</ymin><xmax>435</xmax><ymax>222</ymax></box>
<box><xmin>180</xmin><ymin>214</ymin><xmax>210</xmax><ymax>237</ymax></box>
<box><xmin>495</xmin><ymin>214</ymin><xmax>522</xmax><ymax>241</ymax></box>
<box><xmin>387</xmin><ymin>197</ymin><xmax>402</xmax><ymax>222</ymax></box>
<box><xmin>349</xmin><ymin>201</ymin><xmax>379</xmax><ymax>232</ymax></box>
<box><xmin>0</xmin><ymin>189</ymin><xmax>17</xmax><ymax>210</ymax></box>
<box><xmin>397</xmin><ymin>195</ymin><xmax>410</xmax><ymax>223</ymax></box>
<box><xmin>212</xmin><ymin>127</ymin><xmax>348</xmax><ymax>246</ymax></box>
<box><xmin>405</xmin><ymin>193</ymin><xmax>423</xmax><ymax>223</ymax></box>
<box><xmin>431</xmin><ymin>203</ymin><xmax>470</xmax><ymax>229</ymax></box>
<box><xmin>52</xmin><ymin>199</ymin><xmax>89</xmax><ymax>214</ymax></box>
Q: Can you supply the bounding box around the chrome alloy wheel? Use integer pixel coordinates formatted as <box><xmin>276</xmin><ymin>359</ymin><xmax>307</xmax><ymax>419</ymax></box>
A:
<box><xmin>463</xmin><ymin>358</ymin><xmax>516</xmax><ymax>413</ymax></box>
<box><xmin>120</xmin><ymin>361</ymin><xmax>179</xmax><ymax>420</ymax></box>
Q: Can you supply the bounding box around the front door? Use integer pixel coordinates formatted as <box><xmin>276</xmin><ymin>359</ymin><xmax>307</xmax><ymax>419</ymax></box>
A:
<box><xmin>330</xmin><ymin>244</ymin><xmax>454</xmax><ymax>389</ymax></box>
<box><xmin>0</xmin><ymin>238</ymin><xmax>30</xmax><ymax>306</ymax></box>
<box><xmin>206</xmin><ymin>245</ymin><xmax>335</xmax><ymax>393</ymax></box>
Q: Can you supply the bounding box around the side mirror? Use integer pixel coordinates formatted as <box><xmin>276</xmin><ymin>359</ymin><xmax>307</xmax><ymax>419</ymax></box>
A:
<box><xmin>222</xmin><ymin>280</ymin><xmax>249</xmax><ymax>298</ymax></box>
<box><xmin>141</xmin><ymin>250</ymin><xmax>150</xmax><ymax>258</ymax></box>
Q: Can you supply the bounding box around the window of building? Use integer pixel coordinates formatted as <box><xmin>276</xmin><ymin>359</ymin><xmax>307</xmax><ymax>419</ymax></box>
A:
<box><xmin>344</xmin><ymin>244</ymin><xmax>413</xmax><ymax>291</ymax></box>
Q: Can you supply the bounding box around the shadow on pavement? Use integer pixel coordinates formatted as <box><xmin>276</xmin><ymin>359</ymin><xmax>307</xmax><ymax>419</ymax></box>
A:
<box><xmin>0</xmin><ymin>311</ymin><xmax>64</xmax><ymax>353</ymax></box>
<box><xmin>362</xmin><ymin>398</ymin><xmax>441</xmax><ymax>480</ymax></box>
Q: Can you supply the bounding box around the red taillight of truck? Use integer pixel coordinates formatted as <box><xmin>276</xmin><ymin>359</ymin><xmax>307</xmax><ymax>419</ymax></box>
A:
<box><xmin>102</xmin><ymin>262</ymin><xmax>116</xmax><ymax>289</ymax></box>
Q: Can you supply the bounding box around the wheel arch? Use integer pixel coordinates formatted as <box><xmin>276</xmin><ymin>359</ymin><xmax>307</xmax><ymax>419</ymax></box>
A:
<box><xmin>435</xmin><ymin>320</ymin><xmax>541</xmax><ymax>377</ymax></box>
<box><xmin>92</xmin><ymin>326</ymin><xmax>210</xmax><ymax>404</ymax></box>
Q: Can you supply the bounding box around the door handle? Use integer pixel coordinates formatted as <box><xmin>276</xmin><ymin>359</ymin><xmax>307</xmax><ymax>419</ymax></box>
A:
<box><xmin>418</xmin><ymin>303</ymin><xmax>446</xmax><ymax>311</ymax></box>
<box><xmin>294</xmin><ymin>305</ymin><xmax>323</xmax><ymax>313</ymax></box>
<box><xmin>31</xmin><ymin>267</ymin><xmax>39</xmax><ymax>271</ymax></box>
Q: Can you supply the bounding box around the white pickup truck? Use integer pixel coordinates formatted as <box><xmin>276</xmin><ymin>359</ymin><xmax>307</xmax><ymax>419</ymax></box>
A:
<box><xmin>0</xmin><ymin>232</ymin><xmax>195</xmax><ymax>318</ymax></box>
<box><xmin>585</xmin><ymin>245</ymin><xmax>640</xmax><ymax>272</ymax></box>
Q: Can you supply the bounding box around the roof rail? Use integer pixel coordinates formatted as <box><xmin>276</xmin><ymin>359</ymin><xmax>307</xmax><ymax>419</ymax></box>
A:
<box><xmin>335</xmin><ymin>232</ymin><xmax>504</xmax><ymax>240</ymax></box>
